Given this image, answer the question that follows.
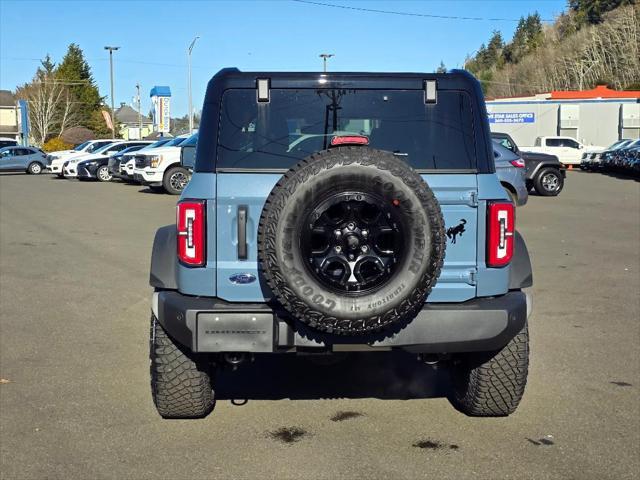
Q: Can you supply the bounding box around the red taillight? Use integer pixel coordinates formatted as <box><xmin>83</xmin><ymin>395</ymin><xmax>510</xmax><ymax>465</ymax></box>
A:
<box><xmin>510</xmin><ymin>159</ymin><xmax>525</xmax><ymax>168</ymax></box>
<box><xmin>487</xmin><ymin>202</ymin><xmax>515</xmax><ymax>268</ymax></box>
<box><xmin>330</xmin><ymin>135</ymin><xmax>369</xmax><ymax>146</ymax></box>
<box><xmin>177</xmin><ymin>200</ymin><xmax>206</xmax><ymax>267</ymax></box>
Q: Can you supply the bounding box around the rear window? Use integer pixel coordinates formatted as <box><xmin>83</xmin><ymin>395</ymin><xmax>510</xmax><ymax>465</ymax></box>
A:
<box><xmin>217</xmin><ymin>89</ymin><xmax>476</xmax><ymax>171</ymax></box>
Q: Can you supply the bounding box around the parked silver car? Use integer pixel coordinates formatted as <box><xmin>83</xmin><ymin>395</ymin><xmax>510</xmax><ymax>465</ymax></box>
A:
<box><xmin>493</xmin><ymin>141</ymin><xmax>528</xmax><ymax>206</ymax></box>
<box><xmin>0</xmin><ymin>146</ymin><xmax>48</xmax><ymax>174</ymax></box>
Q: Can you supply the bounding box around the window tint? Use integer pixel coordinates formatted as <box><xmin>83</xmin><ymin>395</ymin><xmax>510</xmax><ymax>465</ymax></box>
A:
<box><xmin>107</xmin><ymin>144</ymin><xmax>129</xmax><ymax>153</ymax></box>
<box><xmin>546</xmin><ymin>138</ymin><xmax>562</xmax><ymax>147</ymax></box>
<box><xmin>562</xmin><ymin>138</ymin><xmax>580</xmax><ymax>149</ymax></box>
<box><xmin>217</xmin><ymin>89</ymin><xmax>476</xmax><ymax>170</ymax></box>
<box><xmin>497</xmin><ymin>138</ymin><xmax>515</xmax><ymax>152</ymax></box>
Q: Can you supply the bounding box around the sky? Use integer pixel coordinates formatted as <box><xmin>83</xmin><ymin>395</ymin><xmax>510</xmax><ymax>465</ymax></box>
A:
<box><xmin>0</xmin><ymin>0</ymin><xmax>567</xmax><ymax>117</ymax></box>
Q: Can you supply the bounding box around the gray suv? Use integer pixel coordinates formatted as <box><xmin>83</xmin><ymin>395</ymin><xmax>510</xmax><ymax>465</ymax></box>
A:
<box><xmin>0</xmin><ymin>146</ymin><xmax>47</xmax><ymax>174</ymax></box>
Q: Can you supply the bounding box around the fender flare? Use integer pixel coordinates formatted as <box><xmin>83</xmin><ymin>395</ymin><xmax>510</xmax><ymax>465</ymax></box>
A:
<box><xmin>149</xmin><ymin>225</ymin><xmax>178</xmax><ymax>289</ymax></box>
<box><xmin>509</xmin><ymin>230</ymin><xmax>533</xmax><ymax>289</ymax></box>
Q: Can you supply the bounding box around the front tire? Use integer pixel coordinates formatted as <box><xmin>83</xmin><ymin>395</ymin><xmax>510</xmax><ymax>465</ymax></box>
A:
<box><xmin>150</xmin><ymin>315</ymin><xmax>215</xmax><ymax>418</ymax></box>
<box><xmin>96</xmin><ymin>165</ymin><xmax>112</xmax><ymax>182</ymax></box>
<box><xmin>449</xmin><ymin>320</ymin><xmax>529</xmax><ymax>416</ymax></box>
<box><xmin>163</xmin><ymin>166</ymin><xmax>190</xmax><ymax>195</ymax></box>
<box><xmin>534</xmin><ymin>168</ymin><xmax>563</xmax><ymax>196</ymax></box>
<box><xmin>27</xmin><ymin>162</ymin><xmax>43</xmax><ymax>175</ymax></box>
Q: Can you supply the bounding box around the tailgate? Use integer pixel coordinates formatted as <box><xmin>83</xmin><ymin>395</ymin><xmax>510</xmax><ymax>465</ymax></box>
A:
<box><xmin>215</xmin><ymin>173</ymin><xmax>478</xmax><ymax>303</ymax></box>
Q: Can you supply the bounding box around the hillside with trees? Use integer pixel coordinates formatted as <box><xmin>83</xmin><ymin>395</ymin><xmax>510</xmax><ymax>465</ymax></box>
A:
<box><xmin>465</xmin><ymin>0</ymin><xmax>639</xmax><ymax>98</ymax></box>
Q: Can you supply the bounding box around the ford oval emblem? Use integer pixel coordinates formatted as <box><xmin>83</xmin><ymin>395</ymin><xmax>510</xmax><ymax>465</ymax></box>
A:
<box><xmin>229</xmin><ymin>273</ymin><xmax>256</xmax><ymax>285</ymax></box>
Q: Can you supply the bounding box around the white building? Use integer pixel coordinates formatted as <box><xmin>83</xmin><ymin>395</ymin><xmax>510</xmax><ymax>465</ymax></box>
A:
<box><xmin>486</xmin><ymin>85</ymin><xmax>640</xmax><ymax>148</ymax></box>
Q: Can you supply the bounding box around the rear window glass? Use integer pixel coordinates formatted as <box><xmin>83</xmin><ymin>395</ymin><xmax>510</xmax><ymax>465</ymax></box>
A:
<box><xmin>217</xmin><ymin>89</ymin><xmax>476</xmax><ymax>170</ymax></box>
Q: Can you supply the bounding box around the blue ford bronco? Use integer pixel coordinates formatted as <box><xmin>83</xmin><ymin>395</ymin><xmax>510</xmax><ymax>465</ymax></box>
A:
<box><xmin>149</xmin><ymin>69</ymin><xmax>533</xmax><ymax>418</ymax></box>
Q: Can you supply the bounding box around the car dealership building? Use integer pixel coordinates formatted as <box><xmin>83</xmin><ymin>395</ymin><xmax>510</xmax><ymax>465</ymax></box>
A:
<box><xmin>486</xmin><ymin>85</ymin><xmax>640</xmax><ymax>149</ymax></box>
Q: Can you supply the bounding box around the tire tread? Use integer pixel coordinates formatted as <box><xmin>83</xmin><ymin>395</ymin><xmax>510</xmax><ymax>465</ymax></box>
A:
<box><xmin>149</xmin><ymin>315</ymin><xmax>215</xmax><ymax>418</ymax></box>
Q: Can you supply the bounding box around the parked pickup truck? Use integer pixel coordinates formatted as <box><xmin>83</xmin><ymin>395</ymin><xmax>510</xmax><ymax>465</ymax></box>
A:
<box><xmin>492</xmin><ymin>132</ymin><xmax>566</xmax><ymax>196</ymax></box>
<box><xmin>523</xmin><ymin>136</ymin><xmax>603</xmax><ymax>166</ymax></box>
<box><xmin>148</xmin><ymin>68</ymin><xmax>533</xmax><ymax>419</ymax></box>
<box><xmin>133</xmin><ymin>133</ymin><xmax>194</xmax><ymax>194</ymax></box>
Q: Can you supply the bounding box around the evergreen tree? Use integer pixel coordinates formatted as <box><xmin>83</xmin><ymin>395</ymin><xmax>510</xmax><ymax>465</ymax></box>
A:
<box><xmin>569</xmin><ymin>0</ymin><xmax>634</xmax><ymax>24</ymax></box>
<box><xmin>54</xmin><ymin>44</ymin><xmax>103</xmax><ymax>126</ymax></box>
<box><xmin>38</xmin><ymin>54</ymin><xmax>56</xmax><ymax>76</ymax></box>
<box><xmin>435</xmin><ymin>60</ymin><xmax>447</xmax><ymax>73</ymax></box>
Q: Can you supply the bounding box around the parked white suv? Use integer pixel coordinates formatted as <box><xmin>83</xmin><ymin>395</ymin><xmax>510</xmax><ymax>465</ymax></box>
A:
<box><xmin>47</xmin><ymin>139</ymin><xmax>116</xmax><ymax>176</ymax></box>
<box><xmin>132</xmin><ymin>133</ymin><xmax>194</xmax><ymax>194</ymax></box>
<box><xmin>63</xmin><ymin>141</ymin><xmax>144</xmax><ymax>178</ymax></box>
<box><xmin>524</xmin><ymin>136</ymin><xmax>604</xmax><ymax>166</ymax></box>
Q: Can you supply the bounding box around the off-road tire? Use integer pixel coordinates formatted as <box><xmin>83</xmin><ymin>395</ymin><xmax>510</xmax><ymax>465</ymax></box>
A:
<box><xmin>149</xmin><ymin>314</ymin><xmax>215</xmax><ymax>418</ymax></box>
<box><xmin>534</xmin><ymin>168</ymin><xmax>563</xmax><ymax>196</ymax></box>
<box><xmin>258</xmin><ymin>146</ymin><xmax>446</xmax><ymax>336</ymax></box>
<box><xmin>449</xmin><ymin>320</ymin><xmax>529</xmax><ymax>416</ymax></box>
<box><xmin>27</xmin><ymin>162</ymin><xmax>43</xmax><ymax>174</ymax></box>
<box><xmin>163</xmin><ymin>166</ymin><xmax>190</xmax><ymax>195</ymax></box>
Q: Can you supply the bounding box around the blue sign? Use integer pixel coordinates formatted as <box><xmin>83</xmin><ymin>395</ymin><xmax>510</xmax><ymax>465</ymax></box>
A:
<box><xmin>488</xmin><ymin>112</ymin><xmax>535</xmax><ymax>124</ymax></box>
<box><xmin>18</xmin><ymin>99</ymin><xmax>29</xmax><ymax>146</ymax></box>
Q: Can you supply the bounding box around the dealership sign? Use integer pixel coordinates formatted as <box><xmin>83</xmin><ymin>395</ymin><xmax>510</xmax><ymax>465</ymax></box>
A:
<box><xmin>150</xmin><ymin>86</ymin><xmax>172</xmax><ymax>133</ymax></box>
<box><xmin>488</xmin><ymin>112</ymin><xmax>535</xmax><ymax>124</ymax></box>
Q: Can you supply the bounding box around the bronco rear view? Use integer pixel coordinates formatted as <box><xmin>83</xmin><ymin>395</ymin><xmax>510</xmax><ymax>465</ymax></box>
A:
<box><xmin>149</xmin><ymin>69</ymin><xmax>533</xmax><ymax>418</ymax></box>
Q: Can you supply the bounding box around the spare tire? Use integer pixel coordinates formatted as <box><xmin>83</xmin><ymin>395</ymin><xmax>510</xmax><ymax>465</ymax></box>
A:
<box><xmin>258</xmin><ymin>146</ymin><xmax>446</xmax><ymax>335</ymax></box>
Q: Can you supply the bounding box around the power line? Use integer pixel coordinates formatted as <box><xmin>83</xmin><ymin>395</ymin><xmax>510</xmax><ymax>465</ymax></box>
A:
<box><xmin>292</xmin><ymin>0</ymin><xmax>553</xmax><ymax>22</ymax></box>
<box><xmin>0</xmin><ymin>56</ymin><xmax>209</xmax><ymax>70</ymax></box>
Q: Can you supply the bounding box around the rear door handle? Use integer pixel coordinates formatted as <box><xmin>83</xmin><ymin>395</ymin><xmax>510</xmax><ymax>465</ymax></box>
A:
<box><xmin>237</xmin><ymin>205</ymin><xmax>248</xmax><ymax>260</ymax></box>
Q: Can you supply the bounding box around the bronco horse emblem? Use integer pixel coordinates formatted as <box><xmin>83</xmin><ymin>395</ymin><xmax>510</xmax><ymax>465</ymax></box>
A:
<box><xmin>446</xmin><ymin>219</ymin><xmax>467</xmax><ymax>244</ymax></box>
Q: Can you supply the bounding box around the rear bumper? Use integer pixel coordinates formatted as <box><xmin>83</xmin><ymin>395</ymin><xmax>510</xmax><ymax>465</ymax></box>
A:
<box><xmin>153</xmin><ymin>290</ymin><xmax>530</xmax><ymax>354</ymax></box>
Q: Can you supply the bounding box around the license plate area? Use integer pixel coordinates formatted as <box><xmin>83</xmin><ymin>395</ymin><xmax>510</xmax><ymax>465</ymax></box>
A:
<box><xmin>197</xmin><ymin>312</ymin><xmax>275</xmax><ymax>352</ymax></box>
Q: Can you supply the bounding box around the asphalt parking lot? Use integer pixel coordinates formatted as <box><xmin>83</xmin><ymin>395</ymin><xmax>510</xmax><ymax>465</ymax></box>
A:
<box><xmin>1</xmin><ymin>171</ymin><xmax>639</xmax><ymax>479</ymax></box>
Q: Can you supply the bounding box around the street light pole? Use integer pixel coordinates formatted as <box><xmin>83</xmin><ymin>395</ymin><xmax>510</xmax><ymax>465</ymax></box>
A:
<box><xmin>187</xmin><ymin>36</ymin><xmax>200</xmax><ymax>134</ymax></box>
<box><xmin>136</xmin><ymin>83</ymin><xmax>142</xmax><ymax>139</ymax></box>
<box><xmin>104</xmin><ymin>46</ymin><xmax>120</xmax><ymax>138</ymax></box>
<box><xmin>319</xmin><ymin>53</ymin><xmax>334</xmax><ymax>73</ymax></box>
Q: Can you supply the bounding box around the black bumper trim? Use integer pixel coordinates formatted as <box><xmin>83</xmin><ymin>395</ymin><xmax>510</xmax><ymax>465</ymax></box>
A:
<box><xmin>154</xmin><ymin>290</ymin><xmax>529</xmax><ymax>354</ymax></box>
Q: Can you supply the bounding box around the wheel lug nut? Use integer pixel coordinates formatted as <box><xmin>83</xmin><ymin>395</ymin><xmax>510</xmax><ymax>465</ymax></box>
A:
<box><xmin>361</xmin><ymin>230</ymin><xmax>368</xmax><ymax>237</ymax></box>
<box><xmin>334</xmin><ymin>229</ymin><xmax>342</xmax><ymax>237</ymax></box>
<box><xmin>347</xmin><ymin>223</ymin><xmax>355</xmax><ymax>231</ymax></box>
<box><xmin>361</xmin><ymin>245</ymin><xmax>369</xmax><ymax>253</ymax></box>
<box><xmin>348</xmin><ymin>254</ymin><xmax>354</xmax><ymax>260</ymax></box>
<box><xmin>334</xmin><ymin>246</ymin><xmax>342</xmax><ymax>253</ymax></box>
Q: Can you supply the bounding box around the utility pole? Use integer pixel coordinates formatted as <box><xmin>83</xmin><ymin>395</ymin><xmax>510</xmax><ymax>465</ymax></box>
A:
<box><xmin>319</xmin><ymin>53</ymin><xmax>334</xmax><ymax>73</ymax></box>
<box><xmin>136</xmin><ymin>83</ymin><xmax>142</xmax><ymax>139</ymax></box>
<box><xmin>187</xmin><ymin>36</ymin><xmax>200</xmax><ymax>134</ymax></box>
<box><xmin>104</xmin><ymin>46</ymin><xmax>120</xmax><ymax>139</ymax></box>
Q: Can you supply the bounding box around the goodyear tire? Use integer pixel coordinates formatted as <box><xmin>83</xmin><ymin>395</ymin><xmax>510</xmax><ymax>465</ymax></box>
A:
<box><xmin>449</xmin><ymin>319</ymin><xmax>529</xmax><ymax>416</ymax></box>
<box><xmin>258</xmin><ymin>146</ymin><xmax>446</xmax><ymax>336</ymax></box>
<box><xmin>150</xmin><ymin>314</ymin><xmax>215</xmax><ymax>418</ymax></box>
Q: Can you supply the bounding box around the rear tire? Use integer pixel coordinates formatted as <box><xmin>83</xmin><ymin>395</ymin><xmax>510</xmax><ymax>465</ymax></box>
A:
<box><xmin>534</xmin><ymin>168</ymin><xmax>563</xmax><ymax>196</ymax></box>
<box><xmin>163</xmin><ymin>166</ymin><xmax>190</xmax><ymax>195</ymax></box>
<box><xmin>27</xmin><ymin>162</ymin><xmax>43</xmax><ymax>175</ymax></box>
<box><xmin>449</xmin><ymin>320</ymin><xmax>529</xmax><ymax>416</ymax></box>
<box><xmin>149</xmin><ymin>314</ymin><xmax>215</xmax><ymax>418</ymax></box>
